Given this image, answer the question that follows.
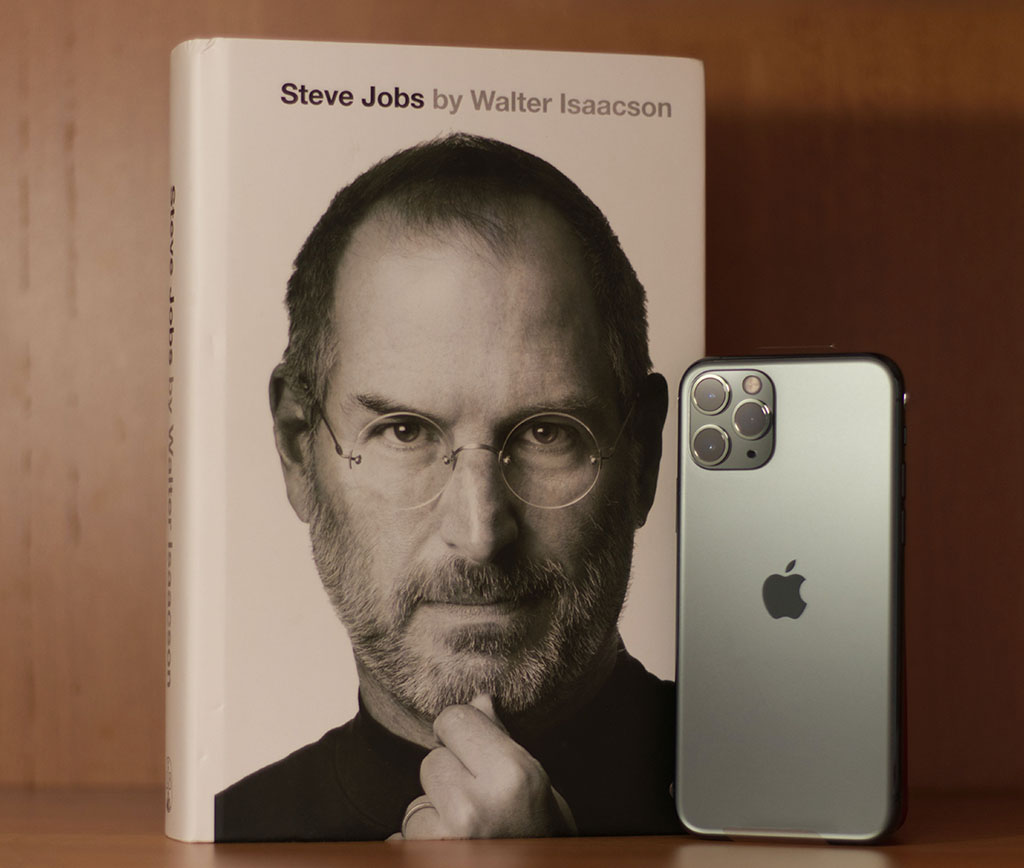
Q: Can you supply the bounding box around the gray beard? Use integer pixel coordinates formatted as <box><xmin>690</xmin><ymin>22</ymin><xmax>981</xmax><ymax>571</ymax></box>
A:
<box><xmin>306</xmin><ymin>480</ymin><xmax>637</xmax><ymax>719</ymax></box>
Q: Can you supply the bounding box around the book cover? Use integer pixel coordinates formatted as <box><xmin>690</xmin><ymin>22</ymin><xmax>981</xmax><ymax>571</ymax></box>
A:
<box><xmin>167</xmin><ymin>37</ymin><xmax>704</xmax><ymax>842</ymax></box>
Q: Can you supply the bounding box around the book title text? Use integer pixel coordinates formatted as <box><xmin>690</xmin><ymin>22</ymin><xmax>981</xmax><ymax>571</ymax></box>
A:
<box><xmin>280</xmin><ymin>83</ymin><xmax>673</xmax><ymax>118</ymax></box>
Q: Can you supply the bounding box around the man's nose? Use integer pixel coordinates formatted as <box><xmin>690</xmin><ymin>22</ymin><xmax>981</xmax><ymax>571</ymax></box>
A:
<box><xmin>438</xmin><ymin>446</ymin><xmax>518</xmax><ymax>563</ymax></box>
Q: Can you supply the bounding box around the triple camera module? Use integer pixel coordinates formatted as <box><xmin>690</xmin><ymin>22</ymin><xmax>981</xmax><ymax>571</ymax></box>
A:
<box><xmin>689</xmin><ymin>369</ymin><xmax>775</xmax><ymax>470</ymax></box>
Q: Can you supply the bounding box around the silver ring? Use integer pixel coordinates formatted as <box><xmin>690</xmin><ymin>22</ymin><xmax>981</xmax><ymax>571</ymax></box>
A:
<box><xmin>401</xmin><ymin>796</ymin><xmax>437</xmax><ymax>838</ymax></box>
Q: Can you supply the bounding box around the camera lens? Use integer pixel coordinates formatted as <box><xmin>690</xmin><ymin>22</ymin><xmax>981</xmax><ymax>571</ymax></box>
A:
<box><xmin>733</xmin><ymin>399</ymin><xmax>771</xmax><ymax>440</ymax></box>
<box><xmin>692</xmin><ymin>425</ymin><xmax>730</xmax><ymax>466</ymax></box>
<box><xmin>692</xmin><ymin>375</ymin><xmax>730</xmax><ymax>414</ymax></box>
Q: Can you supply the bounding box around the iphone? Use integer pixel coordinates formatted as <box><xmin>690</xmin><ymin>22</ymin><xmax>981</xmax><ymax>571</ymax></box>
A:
<box><xmin>676</xmin><ymin>355</ymin><xmax>906</xmax><ymax>842</ymax></box>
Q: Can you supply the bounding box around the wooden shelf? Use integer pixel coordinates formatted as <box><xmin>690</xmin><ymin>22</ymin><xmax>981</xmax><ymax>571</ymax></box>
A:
<box><xmin>3</xmin><ymin>789</ymin><xmax>1023</xmax><ymax>866</ymax></box>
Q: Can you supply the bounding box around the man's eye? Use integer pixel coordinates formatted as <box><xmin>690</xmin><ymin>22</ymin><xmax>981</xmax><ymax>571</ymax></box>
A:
<box><xmin>385</xmin><ymin>420</ymin><xmax>423</xmax><ymax>444</ymax></box>
<box><xmin>360</xmin><ymin>414</ymin><xmax>446</xmax><ymax>453</ymax></box>
<box><xmin>528</xmin><ymin>423</ymin><xmax>562</xmax><ymax>446</ymax></box>
<box><xmin>519</xmin><ymin>421</ymin><xmax>581</xmax><ymax>451</ymax></box>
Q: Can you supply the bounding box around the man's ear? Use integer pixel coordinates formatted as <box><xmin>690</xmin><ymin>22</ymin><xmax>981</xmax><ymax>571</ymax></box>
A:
<box><xmin>269</xmin><ymin>363</ymin><xmax>315</xmax><ymax>523</ymax></box>
<box><xmin>633</xmin><ymin>372</ymin><xmax>669</xmax><ymax>528</ymax></box>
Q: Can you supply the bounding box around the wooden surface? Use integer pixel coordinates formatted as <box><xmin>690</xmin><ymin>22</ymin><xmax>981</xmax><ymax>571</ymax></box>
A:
<box><xmin>2</xmin><ymin>789</ymin><xmax>1024</xmax><ymax>867</ymax></box>
<box><xmin>2</xmin><ymin>0</ymin><xmax>1024</xmax><ymax>794</ymax></box>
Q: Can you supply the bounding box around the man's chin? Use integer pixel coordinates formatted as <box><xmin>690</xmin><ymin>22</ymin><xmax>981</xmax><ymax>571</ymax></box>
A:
<box><xmin>404</xmin><ymin>608</ymin><xmax>539</xmax><ymax>687</ymax></box>
<box><xmin>410</xmin><ymin>597</ymin><xmax>548</xmax><ymax>653</ymax></box>
<box><xmin>384</xmin><ymin>606</ymin><xmax>566</xmax><ymax>717</ymax></box>
<box><xmin>391</xmin><ymin>650</ymin><xmax>522</xmax><ymax>718</ymax></box>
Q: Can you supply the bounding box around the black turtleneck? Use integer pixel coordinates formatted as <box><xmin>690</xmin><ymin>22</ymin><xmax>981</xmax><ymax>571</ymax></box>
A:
<box><xmin>215</xmin><ymin>647</ymin><xmax>681</xmax><ymax>841</ymax></box>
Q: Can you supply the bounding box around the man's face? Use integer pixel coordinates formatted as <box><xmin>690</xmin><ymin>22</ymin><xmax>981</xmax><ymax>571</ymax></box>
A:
<box><xmin>305</xmin><ymin>200</ymin><xmax>641</xmax><ymax>719</ymax></box>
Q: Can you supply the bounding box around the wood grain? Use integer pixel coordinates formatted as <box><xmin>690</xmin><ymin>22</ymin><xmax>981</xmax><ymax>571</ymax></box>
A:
<box><xmin>2</xmin><ymin>789</ymin><xmax>1024</xmax><ymax>867</ymax></box>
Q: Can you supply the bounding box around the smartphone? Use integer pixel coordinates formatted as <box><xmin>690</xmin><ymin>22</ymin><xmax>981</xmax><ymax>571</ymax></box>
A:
<box><xmin>675</xmin><ymin>354</ymin><xmax>905</xmax><ymax>842</ymax></box>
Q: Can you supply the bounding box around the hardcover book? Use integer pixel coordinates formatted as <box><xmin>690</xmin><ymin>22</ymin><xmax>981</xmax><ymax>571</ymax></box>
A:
<box><xmin>166</xmin><ymin>37</ymin><xmax>704</xmax><ymax>842</ymax></box>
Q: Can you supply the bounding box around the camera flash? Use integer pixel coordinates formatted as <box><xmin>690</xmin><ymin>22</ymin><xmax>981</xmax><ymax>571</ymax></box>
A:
<box><xmin>743</xmin><ymin>375</ymin><xmax>762</xmax><ymax>395</ymax></box>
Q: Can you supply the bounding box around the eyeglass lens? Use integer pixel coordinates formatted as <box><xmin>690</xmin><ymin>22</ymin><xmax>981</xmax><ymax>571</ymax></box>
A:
<box><xmin>345</xmin><ymin>412</ymin><xmax>602</xmax><ymax>509</ymax></box>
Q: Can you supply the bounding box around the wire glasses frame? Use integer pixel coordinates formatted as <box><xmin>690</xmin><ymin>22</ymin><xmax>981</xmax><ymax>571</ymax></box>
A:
<box><xmin>314</xmin><ymin>400</ymin><xmax>636</xmax><ymax>510</ymax></box>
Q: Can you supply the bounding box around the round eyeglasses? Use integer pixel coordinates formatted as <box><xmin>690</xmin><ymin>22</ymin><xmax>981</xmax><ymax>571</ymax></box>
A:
<box><xmin>315</xmin><ymin>404</ymin><xmax>634</xmax><ymax>510</ymax></box>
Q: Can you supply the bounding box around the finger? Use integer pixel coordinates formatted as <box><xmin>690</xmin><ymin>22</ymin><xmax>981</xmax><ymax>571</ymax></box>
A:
<box><xmin>402</xmin><ymin>805</ymin><xmax>445</xmax><ymax>839</ymax></box>
<box><xmin>400</xmin><ymin>794</ymin><xmax>446</xmax><ymax>840</ymax></box>
<box><xmin>468</xmin><ymin>692</ymin><xmax>495</xmax><ymax>721</ymax></box>
<box><xmin>419</xmin><ymin>747</ymin><xmax>478</xmax><ymax>838</ymax></box>
<box><xmin>420</xmin><ymin>745</ymin><xmax>469</xmax><ymax>791</ymax></box>
<box><xmin>468</xmin><ymin>693</ymin><xmax>509</xmax><ymax>734</ymax></box>
<box><xmin>433</xmin><ymin>704</ymin><xmax>527</xmax><ymax>777</ymax></box>
<box><xmin>420</xmin><ymin>736</ymin><xmax>569</xmax><ymax>839</ymax></box>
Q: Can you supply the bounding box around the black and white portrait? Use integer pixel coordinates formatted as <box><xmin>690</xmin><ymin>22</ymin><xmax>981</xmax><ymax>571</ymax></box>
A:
<box><xmin>213</xmin><ymin>133</ymin><xmax>692</xmax><ymax>840</ymax></box>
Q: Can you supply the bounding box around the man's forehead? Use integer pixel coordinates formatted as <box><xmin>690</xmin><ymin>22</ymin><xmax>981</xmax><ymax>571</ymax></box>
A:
<box><xmin>340</xmin><ymin>194</ymin><xmax>584</xmax><ymax>272</ymax></box>
<box><xmin>325</xmin><ymin>202</ymin><xmax>617</xmax><ymax>420</ymax></box>
<box><xmin>331</xmin><ymin>198</ymin><xmax>596</xmax><ymax>322</ymax></box>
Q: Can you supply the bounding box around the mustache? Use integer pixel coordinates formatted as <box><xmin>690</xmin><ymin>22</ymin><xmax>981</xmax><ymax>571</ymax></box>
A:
<box><xmin>393</xmin><ymin>557</ymin><xmax>569</xmax><ymax>617</ymax></box>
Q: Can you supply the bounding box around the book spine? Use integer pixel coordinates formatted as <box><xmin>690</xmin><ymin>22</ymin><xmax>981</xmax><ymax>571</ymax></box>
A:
<box><xmin>165</xmin><ymin>39</ymin><xmax>228</xmax><ymax>843</ymax></box>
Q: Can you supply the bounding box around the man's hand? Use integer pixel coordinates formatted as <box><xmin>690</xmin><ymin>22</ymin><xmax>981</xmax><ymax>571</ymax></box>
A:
<box><xmin>398</xmin><ymin>694</ymin><xmax>577</xmax><ymax>839</ymax></box>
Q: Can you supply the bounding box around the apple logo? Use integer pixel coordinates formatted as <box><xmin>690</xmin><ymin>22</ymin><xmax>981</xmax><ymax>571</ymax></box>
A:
<box><xmin>762</xmin><ymin>560</ymin><xmax>807</xmax><ymax>619</ymax></box>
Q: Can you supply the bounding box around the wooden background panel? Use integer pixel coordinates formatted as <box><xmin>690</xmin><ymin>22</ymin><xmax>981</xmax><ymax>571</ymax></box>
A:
<box><xmin>707</xmin><ymin>112</ymin><xmax>1024</xmax><ymax>790</ymax></box>
<box><xmin>1</xmin><ymin>0</ymin><xmax>172</xmax><ymax>786</ymax></box>
<box><xmin>1</xmin><ymin>0</ymin><xmax>1022</xmax><ymax>790</ymax></box>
